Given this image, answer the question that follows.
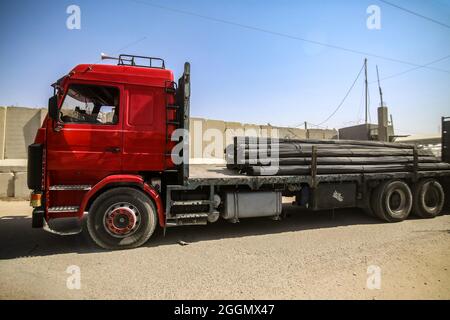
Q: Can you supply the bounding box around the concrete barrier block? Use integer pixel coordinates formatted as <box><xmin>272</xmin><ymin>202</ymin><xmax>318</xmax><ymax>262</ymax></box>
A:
<box><xmin>243</xmin><ymin>124</ymin><xmax>261</xmax><ymax>137</ymax></box>
<box><xmin>13</xmin><ymin>172</ymin><xmax>29</xmax><ymax>199</ymax></box>
<box><xmin>5</xmin><ymin>107</ymin><xmax>42</xmax><ymax>159</ymax></box>
<box><xmin>323</xmin><ymin>129</ymin><xmax>338</xmax><ymax>139</ymax></box>
<box><xmin>224</xmin><ymin>121</ymin><xmax>244</xmax><ymax>149</ymax></box>
<box><xmin>204</xmin><ymin>119</ymin><xmax>226</xmax><ymax>132</ymax></box>
<box><xmin>40</xmin><ymin>108</ymin><xmax>47</xmax><ymax>126</ymax></box>
<box><xmin>0</xmin><ymin>159</ymin><xmax>27</xmax><ymax>173</ymax></box>
<box><xmin>0</xmin><ymin>106</ymin><xmax>6</xmax><ymax>160</ymax></box>
<box><xmin>308</xmin><ymin>129</ymin><xmax>338</xmax><ymax>139</ymax></box>
<box><xmin>204</xmin><ymin>119</ymin><xmax>226</xmax><ymax>160</ymax></box>
<box><xmin>189</xmin><ymin>117</ymin><xmax>206</xmax><ymax>159</ymax></box>
<box><xmin>0</xmin><ymin>172</ymin><xmax>14</xmax><ymax>197</ymax></box>
<box><xmin>277</xmin><ymin>127</ymin><xmax>307</xmax><ymax>139</ymax></box>
<box><xmin>291</xmin><ymin>128</ymin><xmax>307</xmax><ymax>139</ymax></box>
<box><xmin>307</xmin><ymin>129</ymin><xmax>324</xmax><ymax>139</ymax></box>
<box><xmin>259</xmin><ymin>125</ymin><xmax>275</xmax><ymax>138</ymax></box>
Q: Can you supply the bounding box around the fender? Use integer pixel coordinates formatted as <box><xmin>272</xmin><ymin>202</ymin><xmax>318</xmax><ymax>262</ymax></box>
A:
<box><xmin>78</xmin><ymin>174</ymin><xmax>165</xmax><ymax>227</ymax></box>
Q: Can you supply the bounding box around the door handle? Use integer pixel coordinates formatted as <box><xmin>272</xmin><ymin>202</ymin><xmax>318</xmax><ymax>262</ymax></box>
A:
<box><xmin>105</xmin><ymin>146</ymin><xmax>120</xmax><ymax>153</ymax></box>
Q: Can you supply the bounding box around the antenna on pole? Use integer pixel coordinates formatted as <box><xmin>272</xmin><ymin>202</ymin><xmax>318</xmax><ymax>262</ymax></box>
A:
<box><xmin>364</xmin><ymin>58</ymin><xmax>368</xmax><ymax>124</ymax></box>
<box><xmin>376</xmin><ymin>65</ymin><xmax>384</xmax><ymax>108</ymax></box>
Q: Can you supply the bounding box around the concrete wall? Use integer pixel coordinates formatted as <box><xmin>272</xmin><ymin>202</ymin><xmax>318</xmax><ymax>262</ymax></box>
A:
<box><xmin>0</xmin><ymin>106</ymin><xmax>47</xmax><ymax>160</ymax></box>
<box><xmin>339</xmin><ymin>124</ymin><xmax>372</xmax><ymax>141</ymax></box>
<box><xmin>0</xmin><ymin>106</ymin><xmax>45</xmax><ymax>199</ymax></box>
<box><xmin>339</xmin><ymin>123</ymin><xmax>395</xmax><ymax>141</ymax></box>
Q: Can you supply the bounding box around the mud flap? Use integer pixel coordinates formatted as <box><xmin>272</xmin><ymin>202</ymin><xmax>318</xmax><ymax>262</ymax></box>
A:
<box><xmin>32</xmin><ymin>208</ymin><xmax>45</xmax><ymax>228</ymax></box>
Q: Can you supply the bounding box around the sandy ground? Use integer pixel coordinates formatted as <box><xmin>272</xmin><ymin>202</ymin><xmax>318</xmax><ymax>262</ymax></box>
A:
<box><xmin>0</xmin><ymin>200</ymin><xmax>449</xmax><ymax>300</ymax></box>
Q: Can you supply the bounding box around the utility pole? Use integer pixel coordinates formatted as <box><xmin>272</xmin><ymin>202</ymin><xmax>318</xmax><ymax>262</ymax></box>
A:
<box><xmin>376</xmin><ymin>65</ymin><xmax>384</xmax><ymax>108</ymax></box>
<box><xmin>364</xmin><ymin>58</ymin><xmax>368</xmax><ymax>124</ymax></box>
<box><xmin>304</xmin><ymin>121</ymin><xmax>309</xmax><ymax>138</ymax></box>
<box><xmin>376</xmin><ymin>65</ymin><xmax>389</xmax><ymax>142</ymax></box>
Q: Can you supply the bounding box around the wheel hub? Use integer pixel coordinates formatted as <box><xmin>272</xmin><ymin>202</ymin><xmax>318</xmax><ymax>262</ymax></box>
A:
<box><xmin>104</xmin><ymin>203</ymin><xmax>140</xmax><ymax>238</ymax></box>
<box><xmin>424</xmin><ymin>186</ymin><xmax>439</xmax><ymax>209</ymax></box>
<box><xmin>388</xmin><ymin>189</ymin><xmax>406</xmax><ymax>217</ymax></box>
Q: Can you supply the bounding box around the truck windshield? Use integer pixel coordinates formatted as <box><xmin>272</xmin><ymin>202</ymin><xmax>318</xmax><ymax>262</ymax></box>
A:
<box><xmin>60</xmin><ymin>84</ymin><xmax>119</xmax><ymax>125</ymax></box>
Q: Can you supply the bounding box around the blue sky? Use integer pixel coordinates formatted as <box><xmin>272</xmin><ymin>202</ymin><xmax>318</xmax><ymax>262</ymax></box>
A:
<box><xmin>0</xmin><ymin>0</ymin><xmax>449</xmax><ymax>135</ymax></box>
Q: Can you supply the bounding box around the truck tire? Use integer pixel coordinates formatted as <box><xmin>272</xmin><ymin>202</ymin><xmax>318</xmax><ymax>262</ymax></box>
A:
<box><xmin>87</xmin><ymin>187</ymin><xmax>157</xmax><ymax>250</ymax></box>
<box><xmin>362</xmin><ymin>188</ymin><xmax>376</xmax><ymax>218</ymax></box>
<box><xmin>371</xmin><ymin>180</ymin><xmax>412</xmax><ymax>222</ymax></box>
<box><xmin>412</xmin><ymin>179</ymin><xmax>445</xmax><ymax>219</ymax></box>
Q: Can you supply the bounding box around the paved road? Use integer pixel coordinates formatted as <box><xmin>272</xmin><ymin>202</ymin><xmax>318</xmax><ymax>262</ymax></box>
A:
<box><xmin>0</xmin><ymin>200</ymin><xmax>449</xmax><ymax>299</ymax></box>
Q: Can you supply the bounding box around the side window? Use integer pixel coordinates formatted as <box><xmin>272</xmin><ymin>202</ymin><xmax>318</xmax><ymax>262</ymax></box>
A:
<box><xmin>60</xmin><ymin>84</ymin><xmax>120</xmax><ymax>125</ymax></box>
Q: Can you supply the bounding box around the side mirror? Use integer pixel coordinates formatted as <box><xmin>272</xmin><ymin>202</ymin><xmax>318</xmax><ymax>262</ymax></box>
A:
<box><xmin>48</xmin><ymin>95</ymin><xmax>59</xmax><ymax>120</ymax></box>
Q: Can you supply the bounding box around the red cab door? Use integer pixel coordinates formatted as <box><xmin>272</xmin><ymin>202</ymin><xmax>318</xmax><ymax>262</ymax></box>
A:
<box><xmin>46</xmin><ymin>82</ymin><xmax>123</xmax><ymax>185</ymax></box>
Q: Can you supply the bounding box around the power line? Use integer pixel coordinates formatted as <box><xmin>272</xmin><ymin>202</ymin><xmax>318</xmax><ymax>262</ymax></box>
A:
<box><xmin>113</xmin><ymin>36</ymin><xmax>148</xmax><ymax>54</ymax></box>
<box><xmin>379</xmin><ymin>0</ymin><xmax>450</xmax><ymax>29</ymax></box>
<box><xmin>306</xmin><ymin>122</ymin><xmax>328</xmax><ymax>129</ymax></box>
<box><xmin>131</xmin><ymin>0</ymin><xmax>450</xmax><ymax>74</ymax></box>
<box><xmin>293</xmin><ymin>121</ymin><xmax>327</xmax><ymax>129</ymax></box>
<box><xmin>371</xmin><ymin>54</ymin><xmax>450</xmax><ymax>83</ymax></box>
<box><xmin>317</xmin><ymin>62</ymin><xmax>365</xmax><ymax>126</ymax></box>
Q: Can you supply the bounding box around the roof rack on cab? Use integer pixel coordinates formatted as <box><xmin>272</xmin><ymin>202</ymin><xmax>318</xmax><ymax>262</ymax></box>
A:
<box><xmin>101</xmin><ymin>53</ymin><xmax>165</xmax><ymax>69</ymax></box>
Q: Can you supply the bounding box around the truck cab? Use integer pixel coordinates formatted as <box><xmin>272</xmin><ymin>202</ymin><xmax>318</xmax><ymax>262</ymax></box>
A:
<box><xmin>28</xmin><ymin>54</ymin><xmax>190</xmax><ymax>249</ymax></box>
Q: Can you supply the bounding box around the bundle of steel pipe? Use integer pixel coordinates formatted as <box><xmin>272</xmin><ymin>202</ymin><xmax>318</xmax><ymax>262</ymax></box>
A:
<box><xmin>226</xmin><ymin>137</ymin><xmax>449</xmax><ymax>176</ymax></box>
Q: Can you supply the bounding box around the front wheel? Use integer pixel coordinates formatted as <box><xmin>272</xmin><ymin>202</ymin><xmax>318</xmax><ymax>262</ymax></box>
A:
<box><xmin>87</xmin><ymin>187</ymin><xmax>157</xmax><ymax>250</ymax></box>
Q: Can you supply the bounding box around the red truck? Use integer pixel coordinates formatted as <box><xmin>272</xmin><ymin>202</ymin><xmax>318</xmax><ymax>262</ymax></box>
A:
<box><xmin>27</xmin><ymin>54</ymin><xmax>450</xmax><ymax>249</ymax></box>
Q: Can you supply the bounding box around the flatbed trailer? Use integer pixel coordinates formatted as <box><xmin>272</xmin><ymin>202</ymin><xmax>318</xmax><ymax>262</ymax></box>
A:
<box><xmin>187</xmin><ymin>164</ymin><xmax>450</xmax><ymax>187</ymax></box>
<box><xmin>164</xmin><ymin>161</ymin><xmax>450</xmax><ymax>227</ymax></box>
<box><xmin>27</xmin><ymin>55</ymin><xmax>450</xmax><ymax>249</ymax></box>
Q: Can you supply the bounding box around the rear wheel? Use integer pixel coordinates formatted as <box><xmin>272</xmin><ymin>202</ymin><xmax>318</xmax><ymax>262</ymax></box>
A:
<box><xmin>87</xmin><ymin>187</ymin><xmax>157</xmax><ymax>250</ymax></box>
<box><xmin>412</xmin><ymin>179</ymin><xmax>445</xmax><ymax>219</ymax></box>
<box><xmin>371</xmin><ymin>180</ymin><xmax>412</xmax><ymax>222</ymax></box>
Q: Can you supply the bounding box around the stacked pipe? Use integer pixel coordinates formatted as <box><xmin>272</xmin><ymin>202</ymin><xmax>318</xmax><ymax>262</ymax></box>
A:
<box><xmin>226</xmin><ymin>137</ymin><xmax>450</xmax><ymax>176</ymax></box>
